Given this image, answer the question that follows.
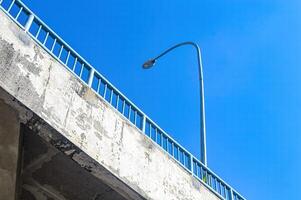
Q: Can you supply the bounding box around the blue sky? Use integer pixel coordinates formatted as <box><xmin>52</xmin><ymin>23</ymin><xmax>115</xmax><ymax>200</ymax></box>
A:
<box><xmin>21</xmin><ymin>0</ymin><xmax>301</xmax><ymax>199</ymax></box>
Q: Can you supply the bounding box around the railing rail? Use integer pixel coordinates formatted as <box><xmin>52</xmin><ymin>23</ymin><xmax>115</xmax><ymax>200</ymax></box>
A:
<box><xmin>0</xmin><ymin>0</ymin><xmax>246</xmax><ymax>199</ymax></box>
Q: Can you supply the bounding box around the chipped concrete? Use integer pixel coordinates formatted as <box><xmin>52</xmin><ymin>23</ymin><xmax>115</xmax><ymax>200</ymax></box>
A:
<box><xmin>0</xmin><ymin>9</ymin><xmax>221</xmax><ymax>200</ymax></box>
<box><xmin>0</xmin><ymin>87</ymin><xmax>142</xmax><ymax>200</ymax></box>
<box><xmin>20</xmin><ymin>125</ymin><xmax>127</xmax><ymax>200</ymax></box>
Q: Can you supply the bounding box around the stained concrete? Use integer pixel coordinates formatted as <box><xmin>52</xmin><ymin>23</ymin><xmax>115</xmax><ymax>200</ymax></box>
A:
<box><xmin>0</xmin><ymin>88</ymin><xmax>143</xmax><ymax>200</ymax></box>
<box><xmin>0</xmin><ymin>93</ymin><xmax>133</xmax><ymax>200</ymax></box>
<box><xmin>0</xmin><ymin>8</ymin><xmax>221</xmax><ymax>200</ymax></box>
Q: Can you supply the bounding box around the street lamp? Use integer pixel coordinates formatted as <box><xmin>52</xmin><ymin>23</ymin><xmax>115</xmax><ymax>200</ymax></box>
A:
<box><xmin>142</xmin><ymin>41</ymin><xmax>207</xmax><ymax>166</ymax></box>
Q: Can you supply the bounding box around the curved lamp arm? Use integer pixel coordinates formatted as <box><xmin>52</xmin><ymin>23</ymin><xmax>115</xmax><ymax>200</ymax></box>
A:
<box><xmin>142</xmin><ymin>41</ymin><xmax>207</xmax><ymax>166</ymax></box>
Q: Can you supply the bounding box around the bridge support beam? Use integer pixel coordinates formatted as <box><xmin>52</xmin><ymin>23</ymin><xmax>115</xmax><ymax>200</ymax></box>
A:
<box><xmin>0</xmin><ymin>100</ymin><xmax>21</xmax><ymax>200</ymax></box>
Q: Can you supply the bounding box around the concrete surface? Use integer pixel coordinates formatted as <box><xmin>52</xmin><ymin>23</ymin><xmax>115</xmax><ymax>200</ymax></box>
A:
<box><xmin>0</xmin><ymin>9</ymin><xmax>220</xmax><ymax>200</ymax></box>
<box><xmin>0</xmin><ymin>90</ymin><xmax>131</xmax><ymax>200</ymax></box>
<box><xmin>20</xmin><ymin>124</ymin><xmax>127</xmax><ymax>200</ymax></box>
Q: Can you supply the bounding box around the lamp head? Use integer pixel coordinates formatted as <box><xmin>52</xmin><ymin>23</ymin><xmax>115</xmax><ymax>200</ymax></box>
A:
<box><xmin>142</xmin><ymin>59</ymin><xmax>156</xmax><ymax>69</ymax></box>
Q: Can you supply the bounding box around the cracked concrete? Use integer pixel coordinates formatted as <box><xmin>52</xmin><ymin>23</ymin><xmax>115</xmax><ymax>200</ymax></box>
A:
<box><xmin>0</xmin><ymin>9</ymin><xmax>221</xmax><ymax>200</ymax></box>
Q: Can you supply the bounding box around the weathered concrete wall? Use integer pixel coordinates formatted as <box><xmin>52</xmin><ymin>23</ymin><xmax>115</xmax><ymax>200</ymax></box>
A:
<box><xmin>0</xmin><ymin>100</ymin><xmax>20</xmax><ymax>200</ymax></box>
<box><xmin>0</xmin><ymin>9</ymin><xmax>220</xmax><ymax>200</ymax></box>
<box><xmin>0</xmin><ymin>87</ymin><xmax>138</xmax><ymax>200</ymax></box>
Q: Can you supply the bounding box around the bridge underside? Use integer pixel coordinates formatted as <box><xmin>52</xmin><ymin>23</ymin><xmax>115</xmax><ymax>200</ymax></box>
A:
<box><xmin>0</xmin><ymin>88</ymin><xmax>129</xmax><ymax>200</ymax></box>
<box><xmin>20</xmin><ymin>125</ymin><xmax>126</xmax><ymax>200</ymax></box>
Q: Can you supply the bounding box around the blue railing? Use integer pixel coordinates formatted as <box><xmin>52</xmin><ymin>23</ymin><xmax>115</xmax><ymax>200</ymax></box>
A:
<box><xmin>0</xmin><ymin>0</ymin><xmax>245</xmax><ymax>199</ymax></box>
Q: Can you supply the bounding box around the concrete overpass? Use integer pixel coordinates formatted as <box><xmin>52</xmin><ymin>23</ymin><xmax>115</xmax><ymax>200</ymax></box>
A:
<box><xmin>0</xmin><ymin>1</ymin><xmax>245</xmax><ymax>200</ymax></box>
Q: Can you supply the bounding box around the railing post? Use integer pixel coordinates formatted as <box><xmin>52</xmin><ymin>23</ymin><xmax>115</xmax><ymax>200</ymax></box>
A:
<box><xmin>142</xmin><ymin>114</ymin><xmax>146</xmax><ymax>133</ymax></box>
<box><xmin>190</xmin><ymin>155</ymin><xmax>194</xmax><ymax>175</ymax></box>
<box><xmin>88</xmin><ymin>68</ymin><xmax>95</xmax><ymax>87</ymax></box>
<box><xmin>24</xmin><ymin>14</ymin><xmax>34</xmax><ymax>32</ymax></box>
<box><xmin>7</xmin><ymin>0</ymin><xmax>15</xmax><ymax>12</ymax></box>
<box><xmin>230</xmin><ymin>188</ymin><xmax>235</xmax><ymax>200</ymax></box>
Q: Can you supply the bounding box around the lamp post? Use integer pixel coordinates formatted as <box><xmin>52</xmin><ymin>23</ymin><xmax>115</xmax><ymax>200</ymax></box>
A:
<box><xmin>142</xmin><ymin>41</ymin><xmax>207</xmax><ymax>166</ymax></box>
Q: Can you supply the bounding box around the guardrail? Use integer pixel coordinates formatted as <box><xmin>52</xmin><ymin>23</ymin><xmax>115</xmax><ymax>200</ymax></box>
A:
<box><xmin>0</xmin><ymin>0</ymin><xmax>246</xmax><ymax>199</ymax></box>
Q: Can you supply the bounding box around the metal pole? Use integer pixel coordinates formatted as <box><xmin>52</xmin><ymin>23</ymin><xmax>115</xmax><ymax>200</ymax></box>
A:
<box><xmin>230</xmin><ymin>188</ymin><xmax>235</xmax><ymax>200</ymax></box>
<box><xmin>190</xmin><ymin>155</ymin><xmax>194</xmax><ymax>174</ymax></box>
<box><xmin>144</xmin><ymin>42</ymin><xmax>207</xmax><ymax>166</ymax></box>
<box><xmin>88</xmin><ymin>68</ymin><xmax>95</xmax><ymax>87</ymax></box>
<box><xmin>24</xmin><ymin>14</ymin><xmax>34</xmax><ymax>32</ymax></box>
<box><xmin>142</xmin><ymin>115</ymin><xmax>146</xmax><ymax>133</ymax></box>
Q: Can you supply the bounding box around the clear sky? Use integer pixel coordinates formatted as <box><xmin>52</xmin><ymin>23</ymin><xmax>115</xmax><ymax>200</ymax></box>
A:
<box><xmin>21</xmin><ymin>0</ymin><xmax>301</xmax><ymax>199</ymax></box>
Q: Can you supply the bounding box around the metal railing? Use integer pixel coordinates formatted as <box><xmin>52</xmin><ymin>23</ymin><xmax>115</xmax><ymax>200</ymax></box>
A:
<box><xmin>0</xmin><ymin>0</ymin><xmax>246</xmax><ymax>199</ymax></box>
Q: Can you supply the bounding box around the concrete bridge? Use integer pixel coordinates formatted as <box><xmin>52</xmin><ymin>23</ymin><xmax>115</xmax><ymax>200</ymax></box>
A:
<box><xmin>0</xmin><ymin>1</ymin><xmax>245</xmax><ymax>200</ymax></box>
